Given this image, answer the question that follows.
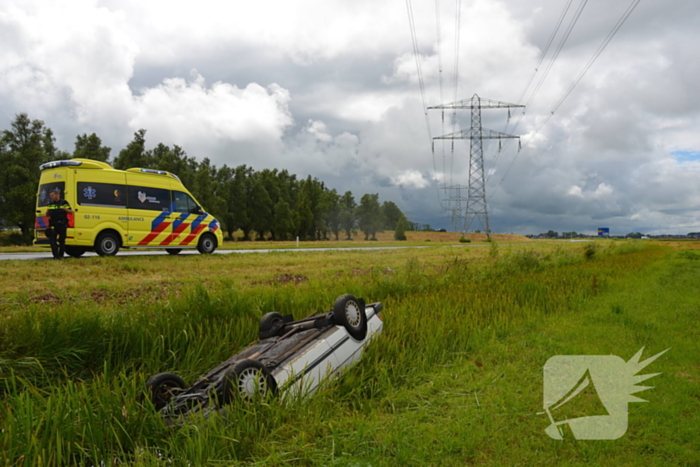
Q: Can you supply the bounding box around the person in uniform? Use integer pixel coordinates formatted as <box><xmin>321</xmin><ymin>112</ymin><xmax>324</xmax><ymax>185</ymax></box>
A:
<box><xmin>45</xmin><ymin>188</ymin><xmax>73</xmax><ymax>259</ymax></box>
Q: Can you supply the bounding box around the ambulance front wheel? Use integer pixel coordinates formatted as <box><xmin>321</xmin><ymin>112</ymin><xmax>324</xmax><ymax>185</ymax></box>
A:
<box><xmin>197</xmin><ymin>233</ymin><xmax>216</xmax><ymax>254</ymax></box>
<box><xmin>95</xmin><ymin>231</ymin><xmax>120</xmax><ymax>256</ymax></box>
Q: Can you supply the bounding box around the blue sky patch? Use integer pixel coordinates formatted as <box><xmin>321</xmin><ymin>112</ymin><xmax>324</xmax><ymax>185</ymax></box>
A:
<box><xmin>671</xmin><ymin>150</ymin><xmax>700</xmax><ymax>161</ymax></box>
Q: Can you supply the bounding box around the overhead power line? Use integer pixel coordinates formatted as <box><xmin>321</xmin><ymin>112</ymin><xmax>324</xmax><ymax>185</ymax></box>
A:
<box><xmin>405</xmin><ymin>0</ymin><xmax>442</xmax><ymax>205</ymax></box>
<box><xmin>435</xmin><ymin>0</ymin><xmax>446</xmax><ymax>186</ymax></box>
<box><xmin>551</xmin><ymin>0</ymin><xmax>641</xmax><ymax>114</ymax></box>
<box><xmin>489</xmin><ymin>0</ymin><xmax>643</xmax><ymax>201</ymax></box>
<box><xmin>522</xmin><ymin>0</ymin><xmax>588</xmax><ymax>112</ymax></box>
<box><xmin>488</xmin><ymin>0</ymin><xmax>583</xmax><ymax>183</ymax></box>
<box><xmin>450</xmin><ymin>0</ymin><xmax>462</xmax><ymax>186</ymax></box>
<box><xmin>405</xmin><ymin>0</ymin><xmax>431</xmax><ymax>140</ymax></box>
<box><xmin>514</xmin><ymin>0</ymin><xmax>575</xmax><ymax>107</ymax></box>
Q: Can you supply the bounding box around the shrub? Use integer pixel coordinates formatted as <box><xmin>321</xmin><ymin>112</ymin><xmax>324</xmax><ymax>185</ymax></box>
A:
<box><xmin>459</xmin><ymin>237</ymin><xmax>471</xmax><ymax>243</ymax></box>
<box><xmin>394</xmin><ymin>217</ymin><xmax>409</xmax><ymax>241</ymax></box>
<box><xmin>584</xmin><ymin>243</ymin><xmax>598</xmax><ymax>260</ymax></box>
<box><xmin>0</xmin><ymin>231</ymin><xmax>24</xmax><ymax>246</ymax></box>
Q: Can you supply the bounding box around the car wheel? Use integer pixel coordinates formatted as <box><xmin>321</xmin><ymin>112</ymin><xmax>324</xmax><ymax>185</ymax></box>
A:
<box><xmin>333</xmin><ymin>294</ymin><xmax>368</xmax><ymax>341</ymax></box>
<box><xmin>220</xmin><ymin>359</ymin><xmax>277</xmax><ymax>404</ymax></box>
<box><xmin>166</xmin><ymin>248</ymin><xmax>182</xmax><ymax>255</ymax></box>
<box><xmin>258</xmin><ymin>312</ymin><xmax>285</xmax><ymax>339</ymax></box>
<box><xmin>197</xmin><ymin>233</ymin><xmax>216</xmax><ymax>254</ymax></box>
<box><xmin>94</xmin><ymin>231</ymin><xmax>120</xmax><ymax>256</ymax></box>
<box><xmin>65</xmin><ymin>246</ymin><xmax>86</xmax><ymax>258</ymax></box>
<box><xmin>146</xmin><ymin>372</ymin><xmax>187</xmax><ymax>410</ymax></box>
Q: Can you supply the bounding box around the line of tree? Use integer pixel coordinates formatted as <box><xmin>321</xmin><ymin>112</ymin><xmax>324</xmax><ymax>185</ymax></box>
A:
<box><xmin>0</xmin><ymin>114</ymin><xmax>410</xmax><ymax>244</ymax></box>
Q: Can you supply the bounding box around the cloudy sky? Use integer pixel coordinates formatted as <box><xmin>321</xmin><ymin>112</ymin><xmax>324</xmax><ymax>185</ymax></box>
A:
<box><xmin>1</xmin><ymin>0</ymin><xmax>698</xmax><ymax>235</ymax></box>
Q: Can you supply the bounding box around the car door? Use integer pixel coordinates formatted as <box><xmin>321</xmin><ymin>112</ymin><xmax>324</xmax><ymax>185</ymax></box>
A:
<box><xmin>164</xmin><ymin>189</ymin><xmax>204</xmax><ymax>248</ymax></box>
<box><xmin>274</xmin><ymin>334</ymin><xmax>336</xmax><ymax>396</ymax></box>
<box><xmin>125</xmin><ymin>173</ymin><xmax>174</xmax><ymax>247</ymax></box>
<box><xmin>35</xmin><ymin>173</ymin><xmax>67</xmax><ymax>244</ymax></box>
<box><xmin>321</xmin><ymin>323</ymin><xmax>365</xmax><ymax>377</ymax></box>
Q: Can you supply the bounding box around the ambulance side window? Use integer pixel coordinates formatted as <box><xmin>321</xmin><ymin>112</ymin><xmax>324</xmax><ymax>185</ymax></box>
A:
<box><xmin>77</xmin><ymin>182</ymin><xmax>127</xmax><ymax>207</ymax></box>
<box><xmin>38</xmin><ymin>182</ymin><xmax>65</xmax><ymax>207</ymax></box>
<box><xmin>172</xmin><ymin>191</ymin><xmax>199</xmax><ymax>214</ymax></box>
<box><xmin>127</xmin><ymin>186</ymin><xmax>171</xmax><ymax>211</ymax></box>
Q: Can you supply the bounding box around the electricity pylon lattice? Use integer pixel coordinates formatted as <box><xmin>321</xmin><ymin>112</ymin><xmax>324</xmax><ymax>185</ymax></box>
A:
<box><xmin>429</xmin><ymin>94</ymin><xmax>523</xmax><ymax>237</ymax></box>
<box><xmin>440</xmin><ymin>184</ymin><xmax>468</xmax><ymax>233</ymax></box>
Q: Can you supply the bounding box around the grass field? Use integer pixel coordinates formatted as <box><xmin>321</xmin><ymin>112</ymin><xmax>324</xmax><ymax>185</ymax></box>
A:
<box><xmin>0</xmin><ymin>240</ymin><xmax>698</xmax><ymax>466</ymax></box>
<box><xmin>0</xmin><ymin>230</ymin><xmax>531</xmax><ymax>254</ymax></box>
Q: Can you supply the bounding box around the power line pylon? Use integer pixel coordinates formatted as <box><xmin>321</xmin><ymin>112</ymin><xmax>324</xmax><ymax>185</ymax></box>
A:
<box><xmin>440</xmin><ymin>184</ymin><xmax>468</xmax><ymax>233</ymax></box>
<box><xmin>429</xmin><ymin>94</ymin><xmax>523</xmax><ymax>238</ymax></box>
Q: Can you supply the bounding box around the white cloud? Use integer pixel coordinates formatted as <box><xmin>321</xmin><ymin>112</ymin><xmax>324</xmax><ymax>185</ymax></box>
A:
<box><xmin>567</xmin><ymin>185</ymin><xmax>583</xmax><ymax>198</ymax></box>
<box><xmin>593</xmin><ymin>183</ymin><xmax>613</xmax><ymax>199</ymax></box>
<box><xmin>1</xmin><ymin>0</ymin><xmax>700</xmax><ymax>234</ymax></box>
<box><xmin>0</xmin><ymin>2</ymin><xmax>294</xmax><ymax>157</ymax></box>
<box><xmin>130</xmin><ymin>73</ymin><xmax>293</xmax><ymax>147</ymax></box>
<box><xmin>391</xmin><ymin>170</ymin><xmax>429</xmax><ymax>189</ymax></box>
<box><xmin>0</xmin><ymin>0</ymin><xmax>137</xmax><ymax>130</ymax></box>
<box><xmin>304</xmin><ymin>120</ymin><xmax>333</xmax><ymax>143</ymax></box>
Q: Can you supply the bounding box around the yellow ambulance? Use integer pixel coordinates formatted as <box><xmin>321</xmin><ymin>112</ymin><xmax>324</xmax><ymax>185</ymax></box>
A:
<box><xmin>35</xmin><ymin>159</ymin><xmax>223</xmax><ymax>257</ymax></box>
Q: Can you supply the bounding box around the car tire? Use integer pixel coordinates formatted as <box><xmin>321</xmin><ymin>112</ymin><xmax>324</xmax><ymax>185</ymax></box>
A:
<box><xmin>94</xmin><ymin>231</ymin><xmax>120</xmax><ymax>256</ymax></box>
<box><xmin>333</xmin><ymin>294</ymin><xmax>367</xmax><ymax>341</ymax></box>
<box><xmin>258</xmin><ymin>312</ymin><xmax>285</xmax><ymax>339</ymax></box>
<box><xmin>220</xmin><ymin>359</ymin><xmax>277</xmax><ymax>404</ymax></box>
<box><xmin>197</xmin><ymin>233</ymin><xmax>216</xmax><ymax>254</ymax></box>
<box><xmin>65</xmin><ymin>246</ymin><xmax>87</xmax><ymax>258</ymax></box>
<box><xmin>166</xmin><ymin>248</ymin><xmax>182</xmax><ymax>255</ymax></box>
<box><xmin>146</xmin><ymin>372</ymin><xmax>187</xmax><ymax>410</ymax></box>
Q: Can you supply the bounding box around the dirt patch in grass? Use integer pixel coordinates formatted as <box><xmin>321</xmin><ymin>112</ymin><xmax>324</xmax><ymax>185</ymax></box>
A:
<box><xmin>28</xmin><ymin>284</ymin><xmax>179</xmax><ymax>306</ymax></box>
<box><xmin>274</xmin><ymin>274</ymin><xmax>308</xmax><ymax>285</ymax></box>
<box><xmin>115</xmin><ymin>283</ymin><xmax>177</xmax><ymax>301</ymax></box>
<box><xmin>90</xmin><ymin>291</ymin><xmax>111</xmax><ymax>303</ymax></box>
<box><xmin>31</xmin><ymin>293</ymin><xmax>61</xmax><ymax>304</ymax></box>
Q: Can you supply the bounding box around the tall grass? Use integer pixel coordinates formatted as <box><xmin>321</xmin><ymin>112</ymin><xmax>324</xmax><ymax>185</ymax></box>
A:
<box><xmin>0</xmin><ymin>241</ymin><xmax>684</xmax><ymax>465</ymax></box>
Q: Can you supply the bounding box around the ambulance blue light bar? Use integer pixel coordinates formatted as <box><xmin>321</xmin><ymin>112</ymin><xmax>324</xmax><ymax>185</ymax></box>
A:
<box><xmin>140</xmin><ymin>168</ymin><xmax>168</xmax><ymax>175</ymax></box>
<box><xmin>140</xmin><ymin>168</ymin><xmax>180</xmax><ymax>180</ymax></box>
<box><xmin>39</xmin><ymin>160</ymin><xmax>83</xmax><ymax>171</ymax></box>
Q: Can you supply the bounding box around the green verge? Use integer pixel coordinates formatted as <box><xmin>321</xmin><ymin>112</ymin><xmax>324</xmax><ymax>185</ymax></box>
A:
<box><xmin>0</xmin><ymin>242</ymin><xmax>698</xmax><ymax>466</ymax></box>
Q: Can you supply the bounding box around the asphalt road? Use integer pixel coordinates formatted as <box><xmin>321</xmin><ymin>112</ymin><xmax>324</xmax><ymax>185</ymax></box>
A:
<box><xmin>0</xmin><ymin>240</ymin><xmax>590</xmax><ymax>261</ymax></box>
<box><xmin>0</xmin><ymin>246</ymin><xmax>434</xmax><ymax>261</ymax></box>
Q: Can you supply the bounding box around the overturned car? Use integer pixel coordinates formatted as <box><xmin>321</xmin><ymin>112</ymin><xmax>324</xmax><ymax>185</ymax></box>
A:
<box><xmin>146</xmin><ymin>294</ymin><xmax>383</xmax><ymax>420</ymax></box>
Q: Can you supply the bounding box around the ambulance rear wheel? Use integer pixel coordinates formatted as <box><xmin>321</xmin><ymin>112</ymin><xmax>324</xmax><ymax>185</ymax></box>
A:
<box><xmin>95</xmin><ymin>231</ymin><xmax>120</xmax><ymax>256</ymax></box>
<box><xmin>65</xmin><ymin>246</ymin><xmax>86</xmax><ymax>258</ymax></box>
<box><xmin>197</xmin><ymin>233</ymin><xmax>216</xmax><ymax>254</ymax></box>
<box><xmin>166</xmin><ymin>248</ymin><xmax>182</xmax><ymax>255</ymax></box>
